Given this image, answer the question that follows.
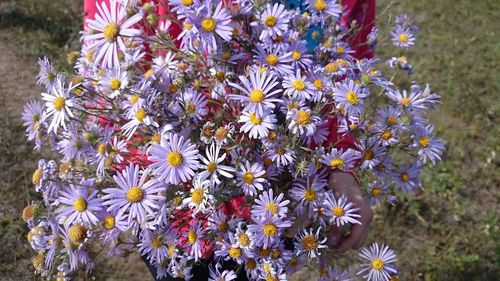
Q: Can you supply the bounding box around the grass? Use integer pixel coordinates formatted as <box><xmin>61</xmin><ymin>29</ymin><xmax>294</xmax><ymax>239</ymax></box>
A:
<box><xmin>0</xmin><ymin>0</ymin><xmax>498</xmax><ymax>280</ymax></box>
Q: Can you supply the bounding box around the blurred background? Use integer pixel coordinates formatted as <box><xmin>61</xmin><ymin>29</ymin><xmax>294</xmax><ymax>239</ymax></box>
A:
<box><xmin>0</xmin><ymin>0</ymin><xmax>498</xmax><ymax>280</ymax></box>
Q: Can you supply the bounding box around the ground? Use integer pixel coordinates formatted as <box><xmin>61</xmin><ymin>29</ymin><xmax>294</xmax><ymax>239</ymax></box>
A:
<box><xmin>0</xmin><ymin>0</ymin><xmax>498</xmax><ymax>280</ymax></box>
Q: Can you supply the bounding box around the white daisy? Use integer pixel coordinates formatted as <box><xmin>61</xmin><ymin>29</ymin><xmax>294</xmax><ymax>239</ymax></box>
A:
<box><xmin>41</xmin><ymin>76</ymin><xmax>75</xmax><ymax>133</ymax></box>
<box><xmin>198</xmin><ymin>142</ymin><xmax>236</xmax><ymax>185</ymax></box>
<box><xmin>85</xmin><ymin>0</ymin><xmax>143</xmax><ymax>68</ymax></box>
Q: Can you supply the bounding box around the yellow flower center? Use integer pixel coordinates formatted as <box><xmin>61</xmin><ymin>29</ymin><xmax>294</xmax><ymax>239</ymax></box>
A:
<box><xmin>218</xmin><ymin>222</ymin><xmax>229</xmax><ymax>232</ymax></box>
<box><xmin>381</xmin><ymin>131</ymin><xmax>393</xmax><ymax>140</ymax></box>
<box><xmin>68</xmin><ymin>224</ymin><xmax>87</xmax><ymax>244</ymax></box>
<box><xmin>151</xmin><ymin>236</ymin><xmax>164</xmax><ymax>249</ymax></box>
<box><xmin>264</xmin><ymin>16</ymin><xmax>277</xmax><ymax>27</ymax></box>
<box><xmin>166</xmin><ymin>151</ymin><xmax>183</xmax><ymax>167</ymax></box>
<box><xmin>103</xmin><ymin>23</ymin><xmax>120</xmax><ymax>42</ymax></box>
<box><xmin>292</xmin><ymin>50</ymin><xmax>302</xmax><ymax>61</ymax></box>
<box><xmin>151</xmin><ymin>134</ymin><xmax>161</xmax><ymax>144</ymax></box>
<box><xmin>168</xmin><ymin>245</ymin><xmax>176</xmax><ymax>257</ymax></box>
<box><xmin>186</xmin><ymin>102</ymin><xmax>196</xmax><ymax>114</ymax></box>
<box><xmin>249</xmin><ymin>89</ymin><xmax>265</xmax><ymax>103</ymax></box>
<box><xmin>313</xmin><ymin>79</ymin><xmax>323</xmax><ymax>90</ymax></box>
<box><xmin>332</xmin><ymin>206</ymin><xmax>345</xmax><ymax>217</ymax></box>
<box><xmin>372</xmin><ymin>258</ymin><xmax>384</xmax><ymax>270</ymax></box>
<box><xmin>302</xmin><ymin>235</ymin><xmax>318</xmax><ymax>251</ymax></box>
<box><xmin>399</xmin><ymin>33</ymin><xmax>408</xmax><ymax>43</ymax></box>
<box><xmin>387</xmin><ymin>116</ymin><xmax>398</xmax><ymax>125</ymax></box>
<box><xmin>265</xmin><ymin>54</ymin><xmax>279</xmax><ymax>66</ymax></box>
<box><xmin>419</xmin><ymin>136</ymin><xmax>430</xmax><ymax>148</ymax></box>
<box><xmin>129</xmin><ymin>94</ymin><xmax>139</xmax><ymax>104</ymax></box>
<box><xmin>181</xmin><ymin>0</ymin><xmax>193</xmax><ymax>6</ymax></box>
<box><xmin>222</xmin><ymin>51</ymin><xmax>231</xmax><ymax>60</ymax></box>
<box><xmin>346</xmin><ymin>91</ymin><xmax>359</xmax><ymax>105</ymax></box>
<box><xmin>364</xmin><ymin>150</ymin><xmax>374</xmax><ymax>160</ymax></box>
<box><xmin>291</xmin><ymin>79</ymin><xmax>306</xmax><ymax>91</ymax></box>
<box><xmin>265</xmin><ymin>203</ymin><xmax>278</xmax><ymax>215</ymax></box>
<box><xmin>400</xmin><ymin>172</ymin><xmax>410</xmax><ymax>182</ymax></box>
<box><xmin>295</xmin><ymin>110</ymin><xmax>311</xmax><ymax>125</ymax></box>
<box><xmin>242</xmin><ymin>172</ymin><xmax>254</xmax><ymax>184</ymax></box>
<box><xmin>314</xmin><ymin>0</ymin><xmax>327</xmax><ymax>11</ymax></box>
<box><xmin>371</xmin><ymin>187</ymin><xmax>382</xmax><ymax>197</ymax></box>
<box><xmin>304</xmin><ymin>188</ymin><xmax>316</xmax><ymax>201</ymax></box>
<box><xmin>32</xmin><ymin>168</ymin><xmax>43</xmax><ymax>185</ymax></box>
<box><xmin>191</xmin><ymin>188</ymin><xmax>204</xmax><ymax>205</ymax></box>
<box><xmin>207</xmin><ymin>162</ymin><xmax>217</xmax><ymax>174</ymax></box>
<box><xmin>97</xmin><ymin>142</ymin><xmax>107</xmax><ymax>155</ymax></box>
<box><xmin>135</xmin><ymin>108</ymin><xmax>146</xmax><ymax>122</ymax></box>
<box><xmin>238</xmin><ymin>233</ymin><xmax>250</xmax><ymax>247</ymax></box>
<box><xmin>400</xmin><ymin>97</ymin><xmax>411</xmax><ymax>106</ymax></box>
<box><xmin>336</xmin><ymin>46</ymin><xmax>345</xmax><ymax>55</ymax></box>
<box><xmin>325</xmin><ymin>62</ymin><xmax>339</xmax><ymax>73</ymax></box>
<box><xmin>201</xmin><ymin>18</ymin><xmax>216</xmax><ymax>32</ymax></box>
<box><xmin>73</xmin><ymin>197</ymin><xmax>87</xmax><ymax>212</ymax></box>
<box><xmin>246</xmin><ymin>258</ymin><xmax>257</xmax><ymax>270</ymax></box>
<box><xmin>249</xmin><ymin>113</ymin><xmax>262</xmax><ymax>125</ymax></box>
<box><xmin>229</xmin><ymin>247</ymin><xmax>242</xmax><ymax>258</ymax></box>
<box><xmin>329</xmin><ymin>158</ymin><xmax>345</xmax><ymax>169</ymax></box>
<box><xmin>103</xmin><ymin>215</ymin><xmax>115</xmax><ymax>230</ymax></box>
<box><xmin>126</xmin><ymin>186</ymin><xmax>144</xmax><ymax>203</ymax></box>
<box><xmin>53</xmin><ymin>97</ymin><xmax>66</xmax><ymax>111</ymax></box>
<box><xmin>187</xmin><ymin>230</ymin><xmax>197</xmax><ymax>244</ymax></box>
<box><xmin>109</xmin><ymin>78</ymin><xmax>121</xmax><ymax>91</ymax></box>
<box><xmin>214</xmin><ymin>127</ymin><xmax>228</xmax><ymax>141</ymax></box>
<box><xmin>262</xmin><ymin>223</ymin><xmax>278</xmax><ymax>236</ymax></box>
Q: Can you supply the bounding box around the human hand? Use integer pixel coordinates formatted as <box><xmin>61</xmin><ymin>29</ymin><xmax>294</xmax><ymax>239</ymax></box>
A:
<box><xmin>327</xmin><ymin>172</ymin><xmax>373</xmax><ymax>251</ymax></box>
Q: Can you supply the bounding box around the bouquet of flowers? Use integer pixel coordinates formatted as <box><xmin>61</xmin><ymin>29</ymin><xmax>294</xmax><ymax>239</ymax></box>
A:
<box><xmin>22</xmin><ymin>0</ymin><xmax>444</xmax><ymax>280</ymax></box>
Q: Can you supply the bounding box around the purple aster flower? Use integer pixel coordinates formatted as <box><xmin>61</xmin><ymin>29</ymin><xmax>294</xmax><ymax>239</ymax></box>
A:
<box><xmin>283</xmin><ymin>69</ymin><xmax>314</xmax><ymax>101</ymax></box>
<box><xmin>358</xmin><ymin>242</ymin><xmax>398</xmax><ymax>281</ymax></box>
<box><xmin>306</xmin><ymin>0</ymin><xmax>342</xmax><ymax>27</ymax></box>
<box><xmin>102</xmin><ymin>163</ymin><xmax>165</xmax><ymax>225</ymax></box>
<box><xmin>391</xmin><ymin>25</ymin><xmax>415</xmax><ymax>49</ymax></box>
<box><xmin>198</xmin><ymin>141</ymin><xmax>236</xmax><ymax>185</ymax></box>
<box><xmin>289</xmin><ymin>176</ymin><xmax>327</xmax><ymax>217</ymax></box>
<box><xmin>209</xmin><ymin>263</ymin><xmax>238</xmax><ymax>281</ymax></box>
<box><xmin>251</xmin><ymin>188</ymin><xmax>290</xmax><ymax>219</ymax></box>
<box><xmin>393</xmin><ymin>162</ymin><xmax>421</xmax><ymax>192</ymax></box>
<box><xmin>324</xmin><ymin>192</ymin><xmax>361</xmax><ymax>226</ymax></box>
<box><xmin>41</xmin><ymin>76</ymin><xmax>76</xmax><ymax>133</ymax></box>
<box><xmin>248</xmin><ymin>214</ymin><xmax>291</xmax><ymax>248</ymax></box>
<box><xmin>36</xmin><ymin>56</ymin><xmax>56</xmax><ymax>89</ymax></box>
<box><xmin>184</xmin><ymin>220</ymin><xmax>205</xmax><ymax>261</ymax></box>
<box><xmin>237</xmin><ymin>161</ymin><xmax>268</xmax><ymax>196</ymax></box>
<box><xmin>21</xmin><ymin>100</ymin><xmax>45</xmax><ymax>141</ymax></box>
<box><xmin>294</xmin><ymin>227</ymin><xmax>328</xmax><ymax>259</ymax></box>
<box><xmin>333</xmin><ymin>80</ymin><xmax>369</xmax><ymax>117</ymax></box>
<box><xmin>287</xmin><ymin>107</ymin><xmax>321</xmax><ymax>136</ymax></box>
<box><xmin>253</xmin><ymin>43</ymin><xmax>294</xmax><ymax>77</ymax></box>
<box><xmin>56</xmin><ymin>179</ymin><xmax>103</xmax><ymax>226</ymax></box>
<box><xmin>254</xmin><ymin>3</ymin><xmax>290</xmax><ymax>41</ymax></box>
<box><xmin>191</xmin><ymin>0</ymin><xmax>232</xmax><ymax>52</ymax></box>
<box><xmin>85</xmin><ymin>0</ymin><xmax>143</xmax><ymax>68</ymax></box>
<box><xmin>320</xmin><ymin>148</ymin><xmax>361</xmax><ymax>171</ymax></box>
<box><xmin>228</xmin><ymin>70</ymin><xmax>282</xmax><ymax>118</ymax></box>
<box><xmin>148</xmin><ymin>133</ymin><xmax>200</xmax><ymax>185</ymax></box>
<box><xmin>413</xmin><ymin>124</ymin><xmax>445</xmax><ymax>164</ymax></box>
<box><xmin>239</xmin><ymin>109</ymin><xmax>277</xmax><ymax>139</ymax></box>
<box><xmin>179</xmin><ymin>88</ymin><xmax>208</xmax><ymax>121</ymax></box>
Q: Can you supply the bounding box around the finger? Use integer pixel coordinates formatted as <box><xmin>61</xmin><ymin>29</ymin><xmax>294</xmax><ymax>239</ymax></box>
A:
<box><xmin>327</xmin><ymin>225</ymin><xmax>343</xmax><ymax>247</ymax></box>
<box><xmin>354</xmin><ymin>228</ymin><xmax>369</xmax><ymax>249</ymax></box>
<box><xmin>338</xmin><ymin>223</ymin><xmax>366</xmax><ymax>252</ymax></box>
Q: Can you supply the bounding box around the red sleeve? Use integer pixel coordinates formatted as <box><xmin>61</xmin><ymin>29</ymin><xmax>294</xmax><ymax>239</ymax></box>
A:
<box><xmin>325</xmin><ymin>117</ymin><xmax>358</xmax><ymax>151</ymax></box>
<box><xmin>341</xmin><ymin>0</ymin><xmax>376</xmax><ymax>59</ymax></box>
